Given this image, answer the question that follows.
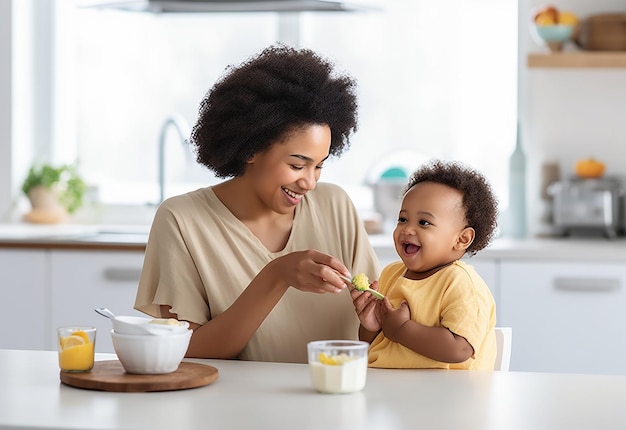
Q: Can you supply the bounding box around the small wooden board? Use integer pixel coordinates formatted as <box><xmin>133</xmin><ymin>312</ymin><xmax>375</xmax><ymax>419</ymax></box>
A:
<box><xmin>60</xmin><ymin>360</ymin><xmax>218</xmax><ymax>392</ymax></box>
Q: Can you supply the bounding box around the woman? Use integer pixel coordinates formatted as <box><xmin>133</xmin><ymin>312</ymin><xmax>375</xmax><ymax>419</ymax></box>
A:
<box><xmin>134</xmin><ymin>45</ymin><xmax>379</xmax><ymax>363</ymax></box>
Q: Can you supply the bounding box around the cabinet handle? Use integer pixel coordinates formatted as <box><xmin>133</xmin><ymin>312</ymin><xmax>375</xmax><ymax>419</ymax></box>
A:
<box><xmin>102</xmin><ymin>267</ymin><xmax>142</xmax><ymax>282</ymax></box>
<box><xmin>553</xmin><ymin>277</ymin><xmax>620</xmax><ymax>292</ymax></box>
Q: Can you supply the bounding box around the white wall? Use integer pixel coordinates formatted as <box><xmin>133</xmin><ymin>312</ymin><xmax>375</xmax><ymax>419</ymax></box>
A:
<box><xmin>0</xmin><ymin>0</ymin><xmax>12</xmax><ymax>219</ymax></box>
<box><xmin>520</xmin><ymin>0</ymin><xmax>626</xmax><ymax>235</ymax></box>
<box><xmin>3</xmin><ymin>0</ymin><xmax>625</xmax><ymax>233</ymax></box>
<box><xmin>0</xmin><ymin>0</ymin><xmax>55</xmax><ymax>221</ymax></box>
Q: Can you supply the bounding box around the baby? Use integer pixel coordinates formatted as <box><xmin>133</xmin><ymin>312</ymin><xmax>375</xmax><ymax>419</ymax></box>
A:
<box><xmin>354</xmin><ymin>159</ymin><xmax>499</xmax><ymax>370</ymax></box>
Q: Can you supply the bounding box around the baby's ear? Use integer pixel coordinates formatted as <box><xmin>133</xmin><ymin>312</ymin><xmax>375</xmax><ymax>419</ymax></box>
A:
<box><xmin>455</xmin><ymin>227</ymin><xmax>475</xmax><ymax>251</ymax></box>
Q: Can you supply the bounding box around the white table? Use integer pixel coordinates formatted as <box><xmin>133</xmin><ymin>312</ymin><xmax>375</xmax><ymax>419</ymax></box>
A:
<box><xmin>1</xmin><ymin>349</ymin><xmax>625</xmax><ymax>430</ymax></box>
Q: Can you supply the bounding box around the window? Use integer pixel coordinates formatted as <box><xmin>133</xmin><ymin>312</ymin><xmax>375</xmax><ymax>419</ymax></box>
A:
<box><xmin>52</xmin><ymin>0</ymin><xmax>517</xmax><ymax>211</ymax></box>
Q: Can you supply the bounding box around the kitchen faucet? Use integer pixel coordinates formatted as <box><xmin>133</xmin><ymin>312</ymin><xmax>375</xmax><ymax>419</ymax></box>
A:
<box><xmin>157</xmin><ymin>114</ymin><xmax>191</xmax><ymax>205</ymax></box>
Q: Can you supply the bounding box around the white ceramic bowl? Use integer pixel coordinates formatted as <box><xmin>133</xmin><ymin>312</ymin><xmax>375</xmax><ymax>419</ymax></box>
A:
<box><xmin>111</xmin><ymin>329</ymin><xmax>192</xmax><ymax>374</ymax></box>
<box><xmin>112</xmin><ymin>315</ymin><xmax>190</xmax><ymax>336</ymax></box>
<box><xmin>307</xmin><ymin>340</ymin><xmax>369</xmax><ymax>394</ymax></box>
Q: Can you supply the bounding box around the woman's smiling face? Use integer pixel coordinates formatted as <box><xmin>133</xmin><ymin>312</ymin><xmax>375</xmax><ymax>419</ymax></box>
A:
<box><xmin>244</xmin><ymin>124</ymin><xmax>331</xmax><ymax>215</ymax></box>
<box><xmin>393</xmin><ymin>181</ymin><xmax>472</xmax><ymax>276</ymax></box>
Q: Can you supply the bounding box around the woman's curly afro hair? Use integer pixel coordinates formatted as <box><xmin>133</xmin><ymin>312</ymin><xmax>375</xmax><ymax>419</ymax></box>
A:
<box><xmin>190</xmin><ymin>44</ymin><xmax>359</xmax><ymax>178</ymax></box>
<box><xmin>403</xmin><ymin>159</ymin><xmax>499</xmax><ymax>256</ymax></box>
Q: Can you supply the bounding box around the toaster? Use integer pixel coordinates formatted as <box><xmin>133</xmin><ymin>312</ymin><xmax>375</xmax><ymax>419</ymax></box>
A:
<box><xmin>548</xmin><ymin>177</ymin><xmax>626</xmax><ymax>238</ymax></box>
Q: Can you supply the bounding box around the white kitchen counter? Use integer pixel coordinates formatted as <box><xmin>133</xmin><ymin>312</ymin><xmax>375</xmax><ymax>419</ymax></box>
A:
<box><xmin>0</xmin><ymin>223</ymin><xmax>150</xmax><ymax>238</ymax></box>
<box><xmin>1</xmin><ymin>349</ymin><xmax>626</xmax><ymax>430</ymax></box>
<box><xmin>1</xmin><ymin>222</ymin><xmax>626</xmax><ymax>261</ymax></box>
<box><xmin>0</xmin><ymin>223</ymin><xmax>150</xmax><ymax>251</ymax></box>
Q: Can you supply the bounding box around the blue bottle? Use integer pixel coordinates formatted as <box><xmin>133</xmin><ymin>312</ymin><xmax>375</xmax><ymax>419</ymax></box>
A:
<box><xmin>508</xmin><ymin>124</ymin><xmax>527</xmax><ymax>238</ymax></box>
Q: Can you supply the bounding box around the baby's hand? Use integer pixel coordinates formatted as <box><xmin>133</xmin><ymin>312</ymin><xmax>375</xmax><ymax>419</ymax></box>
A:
<box><xmin>351</xmin><ymin>280</ymin><xmax>382</xmax><ymax>332</ymax></box>
<box><xmin>380</xmin><ymin>299</ymin><xmax>411</xmax><ymax>343</ymax></box>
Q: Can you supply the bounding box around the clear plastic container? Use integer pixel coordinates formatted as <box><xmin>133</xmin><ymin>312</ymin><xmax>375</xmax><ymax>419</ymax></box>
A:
<box><xmin>307</xmin><ymin>340</ymin><xmax>368</xmax><ymax>394</ymax></box>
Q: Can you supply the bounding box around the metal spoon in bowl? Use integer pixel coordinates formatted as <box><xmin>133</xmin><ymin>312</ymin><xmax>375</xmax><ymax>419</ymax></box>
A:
<box><xmin>95</xmin><ymin>307</ymin><xmax>189</xmax><ymax>335</ymax></box>
<box><xmin>95</xmin><ymin>307</ymin><xmax>116</xmax><ymax>319</ymax></box>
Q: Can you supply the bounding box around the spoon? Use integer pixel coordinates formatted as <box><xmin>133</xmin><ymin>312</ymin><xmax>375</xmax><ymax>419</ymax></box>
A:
<box><xmin>95</xmin><ymin>307</ymin><xmax>116</xmax><ymax>319</ymax></box>
<box><xmin>95</xmin><ymin>307</ymin><xmax>189</xmax><ymax>335</ymax></box>
<box><xmin>338</xmin><ymin>274</ymin><xmax>385</xmax><ymax>300</ymax></box>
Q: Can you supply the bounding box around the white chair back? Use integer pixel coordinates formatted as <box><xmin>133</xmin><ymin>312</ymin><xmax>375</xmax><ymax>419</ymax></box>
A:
<box><xmin>494</xmin><ymin>327</ymin><xmax>512</xmax><ymax>371</ymax></box>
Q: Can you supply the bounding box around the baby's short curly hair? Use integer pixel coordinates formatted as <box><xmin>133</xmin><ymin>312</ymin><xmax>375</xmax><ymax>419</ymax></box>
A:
<box><xmin>403</xmin><ymin>159</ymin><xmax>499</xmax><ymax>256</ymax></box>
<box><xmin>190</xmin><ymin>44</ymin><xmax>358</xmax><ymax>178</ymax></box>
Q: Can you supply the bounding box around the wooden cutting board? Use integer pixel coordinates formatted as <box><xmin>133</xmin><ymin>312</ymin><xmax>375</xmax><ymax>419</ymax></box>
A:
<box><xmin>60</xmin><ymin>360</ymin><xmax>218</xmax><ymax>392</ymax></box>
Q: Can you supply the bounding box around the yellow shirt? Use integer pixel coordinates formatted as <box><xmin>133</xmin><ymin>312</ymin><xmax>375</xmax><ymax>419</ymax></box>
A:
<box><xmin>368</xmin><ymin>260</ymin><xmax>497</xmax><ymax>370</ymax></box>
<box><xmin>134</xmin><ymin>182</ymin><xmax>380</xmax><ymax>363</ymax></box>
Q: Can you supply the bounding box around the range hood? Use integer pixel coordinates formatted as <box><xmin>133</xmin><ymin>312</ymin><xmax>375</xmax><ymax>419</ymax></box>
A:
<box><xmin>77</xmin><ymin>0</ymin><xmax>374</xmax><ymax>13</ymax></box>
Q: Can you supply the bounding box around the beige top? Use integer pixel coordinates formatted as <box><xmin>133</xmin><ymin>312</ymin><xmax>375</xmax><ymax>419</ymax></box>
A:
<box><xmin>369</xmin><ymin>260</ymin><xmax>497</xmax><ymax>370</ymax></box>
<box><xmin>135</xmin><ymin>182</ymin><xmax>380</xmax><ymax>363</ymax></box>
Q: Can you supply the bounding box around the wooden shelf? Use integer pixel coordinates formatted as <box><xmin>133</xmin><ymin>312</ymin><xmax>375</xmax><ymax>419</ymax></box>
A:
<box><xmin>527</xmin><ymin>51</ymin><xmax>626</xmax><ymax>68</ymax></box>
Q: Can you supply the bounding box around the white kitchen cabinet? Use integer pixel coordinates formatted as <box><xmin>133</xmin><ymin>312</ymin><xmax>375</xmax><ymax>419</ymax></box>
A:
<box><xmin>463</xmin><ymin>257</ymin><xmax>499</xmax><ymax>308</ymax></box>
<box><xmin>49</xmin><ymin>250</ymin><xmax>146</xmax><ymax>353</ymax></box>
<box><xmin>0</xmin><ymin>249</ymin><xmax>48</xmax><ymax>350</ymax></box>
<box><xmin>500</xmin><ymin>260</ymin><xmax>626</xmax><ymax>375</ymax></box>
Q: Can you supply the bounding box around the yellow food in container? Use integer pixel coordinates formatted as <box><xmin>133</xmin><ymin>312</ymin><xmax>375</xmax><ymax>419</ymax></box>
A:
<box><xmin>58</xmin><ymin>329</ymin><xmax>95</xmax><ymax>372</ymax></box>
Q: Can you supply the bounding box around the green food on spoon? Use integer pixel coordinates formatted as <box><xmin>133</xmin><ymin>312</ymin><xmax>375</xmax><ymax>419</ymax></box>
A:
<box><xmin>350</xmin><ymin>273</ymin><xmax>385</xmax><ymax>300</ymax></box>
<box><xmin>351</xmin><ymin>273</ymin><xmax>370</xmax><ymax>291</ymax></box>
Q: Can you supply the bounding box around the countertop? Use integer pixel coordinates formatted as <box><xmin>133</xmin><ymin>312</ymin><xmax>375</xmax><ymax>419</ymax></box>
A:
<box><xmin>1</xmin><ymin>222</ymin><xmax>626</xmax><ymax>260</ymax></box>
<box><xmin>0</xmin><ymin>223</ymin><xmax>150</xmax><ymax>251</ymax></box>
<box><xmin>1</xmin><ymin>349</ymin><xmax>626</xmax><ymax>430</ymax></box>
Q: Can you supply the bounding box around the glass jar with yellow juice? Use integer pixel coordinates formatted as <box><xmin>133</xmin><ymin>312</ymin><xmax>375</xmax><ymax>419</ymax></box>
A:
<box><xmin>57</xmin><ymin>327</ymin><xmax>96</xmax><ymax>372</ymax></box>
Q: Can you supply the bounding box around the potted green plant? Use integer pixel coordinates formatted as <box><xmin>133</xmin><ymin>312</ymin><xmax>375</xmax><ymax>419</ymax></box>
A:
<box><xmin>21</xmin><ymin>164</ymin><xmax>86</xmax><ymax>223</ymax></box>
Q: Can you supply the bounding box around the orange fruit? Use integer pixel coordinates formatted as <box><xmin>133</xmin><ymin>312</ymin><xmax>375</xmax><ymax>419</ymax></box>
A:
<box><xmin>558</xmin><ymin>11</ymin><xmax>578</xmax><ymax>25</ymax></box>
<box><xmin>535</xmin><ymin>12</ymin><xmax>557</xmax><ymax>25</ymax></box>
<box><xmin>575</xmin><ymin>158</ymin><xmax>605</xmax><ymax>179</ymax></box>
<box><xmin>534</xmin><ymin>5</ymin><xmax>558</xmax><ymax>25</ymax></box>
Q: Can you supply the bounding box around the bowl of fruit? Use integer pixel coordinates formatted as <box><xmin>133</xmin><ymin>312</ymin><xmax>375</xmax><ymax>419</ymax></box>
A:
<box><xmin>530</xmin><ymin>5</ymin><xmax>579</xmax><ymax>52</ymax></box>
